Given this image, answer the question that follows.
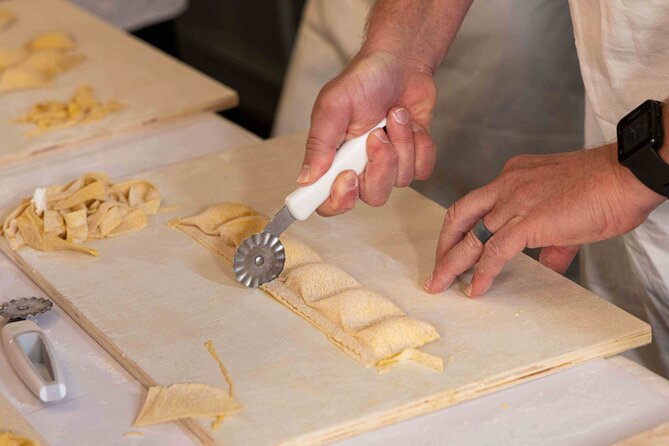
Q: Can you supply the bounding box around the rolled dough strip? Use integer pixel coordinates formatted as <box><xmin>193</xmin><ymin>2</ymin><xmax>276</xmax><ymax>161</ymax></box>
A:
<box><xmin>173</xmin><ymin>203</ymin><xmax>442</xmax><ymax>370</ymax></box>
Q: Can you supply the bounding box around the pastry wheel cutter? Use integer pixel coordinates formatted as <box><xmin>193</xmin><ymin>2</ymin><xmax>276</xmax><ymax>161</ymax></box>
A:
<box><xmin>234</xmin><ymin>119</ymin><xmax>386</xmax><ymax>288</ymax></box>
<box><xmin>1</xmin><ymin>297</ymin><xmax>66</xmax><ymax>402</ymax></box>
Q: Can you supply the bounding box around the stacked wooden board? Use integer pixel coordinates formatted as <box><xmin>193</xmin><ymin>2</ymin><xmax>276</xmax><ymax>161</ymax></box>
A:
<box><xmin>0</xmin><ymin>0</ymin><xmax>237</xmax><ymax>166</ymax></box>
<box><xmin>0</xmin><ymin>133</ymin><xmax>651</xmax><ymax>445</ymax></box>
<box><xmin>0</xmin><ymin>392</ymin><xmax>47</xmax><ymax>445</ymax></box>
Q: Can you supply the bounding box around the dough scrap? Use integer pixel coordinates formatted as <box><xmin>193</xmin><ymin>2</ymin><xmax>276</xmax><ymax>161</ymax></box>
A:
<box><xmin>0</xmin><ymin>9</ymin><xmax>16</xmax><ymax>33</ymax></box>
<box><xmin>134</xmin><ymin>340</ymin><xmax>241</xmax><ymax>428</ymax></box>
<box><xmin>19</xmin><ymin>51</ymin><xmax>84</xmax><ymax>76</ymax></box>
<box><xmin>14</xmin><ymin>86</ymin><xmax>123</xmax><ymax>134</ymax></box>
<box><xmin>0</xmin><ymin>47</ymin><xmax>28</xmax><ymax>70</ymax></box>
<box><xmin>1</xmin><ymin>172</ymin><xmax>160</xmax><ymax>256</ymax></box>
<box><xmin>0</xmin><ymin>68</ymin><xmax>51</xmax><ymax>92</ymax></box>
<box><xmin>27</xmin><ymin>33</ymin><xmax>75</xmax><ymax>52</ymax></box>
<box><xmin>173</xmin><ymin>203</ymin><xmax>442</xmax><ymax>369</ymax></box>
<box><xmin>0</xmin><ymin>31</ymin><xmax>84</xmax><ymax>94</ymax></box>
<box><xmin>0</xmin><ymin>432</ymin><xmax>35</xmax><ymax>446</ymax></box>
<box><xmin>133</xmin><ymin>383</ymin><xmax>242</xmax><ymax>427</ymax></box>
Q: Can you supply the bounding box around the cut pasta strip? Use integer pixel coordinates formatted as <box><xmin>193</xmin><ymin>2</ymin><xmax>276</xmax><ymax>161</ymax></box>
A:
<box><xmin>172</xmin><ymin>203</ymin><xmax>442</xmax><ymax>370</ymax></box>
<box><xmin>1</xmin><ymin>172</ymin><xmax>160</xmax><ymax>256</ymax></box>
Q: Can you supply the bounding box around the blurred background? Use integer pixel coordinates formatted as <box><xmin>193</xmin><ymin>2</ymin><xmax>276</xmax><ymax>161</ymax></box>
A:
<box><xmin>73</xmin><ymin>0</ymin><xmax>585</xmax><ymax>277</ymax></box>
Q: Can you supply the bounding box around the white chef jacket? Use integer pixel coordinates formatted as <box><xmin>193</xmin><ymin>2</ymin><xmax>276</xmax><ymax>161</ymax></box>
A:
<box><xmin>278</xmin><ymin>0</ymin><xmax>669</xmax><ymax>377</ymax></box>
<box><xmin>274</xmin><ymin>0</ymin><xmax>584</xmax><ymax>205</ymax></box>
<box><xmin>569</xmin><ymin>0</ymin><xmax>669</xmax><ymax>377</ymax></box>
<box><xmin>70</xmin><ymin>0</ymin><xmax>187</xmax><ymax>31</ymax></box>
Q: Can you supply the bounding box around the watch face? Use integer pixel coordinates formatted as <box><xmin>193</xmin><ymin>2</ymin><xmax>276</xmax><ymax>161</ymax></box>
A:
<box><xmin>619</xmin><ymin>107</ymin><xmax>652</xmax><ymax>161</ymax></box>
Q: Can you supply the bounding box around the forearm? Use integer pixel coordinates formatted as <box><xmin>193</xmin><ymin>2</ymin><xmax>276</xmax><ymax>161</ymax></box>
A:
<box><xmin>361</xmin><ymin>0</ymin><xmax>473</xmax><ymax>73</ymax></box>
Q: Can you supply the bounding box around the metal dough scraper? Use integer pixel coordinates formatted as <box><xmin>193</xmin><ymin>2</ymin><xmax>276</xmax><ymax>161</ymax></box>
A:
<box><xmin>234</xmin><ymin>119</ymin><xmax>386</xmax><ymax>288</ymax></box>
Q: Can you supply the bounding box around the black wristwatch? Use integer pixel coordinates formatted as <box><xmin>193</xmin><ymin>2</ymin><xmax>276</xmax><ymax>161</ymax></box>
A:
<box><xmin>617</xmin><ymin>99</ymin><xmax>669</xmax><ymax>198</ymax></box>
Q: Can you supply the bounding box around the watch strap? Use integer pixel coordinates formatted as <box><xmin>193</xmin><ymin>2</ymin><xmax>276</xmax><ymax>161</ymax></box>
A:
<box><xmin>625</xmin><ymin>144</ymin><xmax>669</xmax><ymax>197</ymax></box>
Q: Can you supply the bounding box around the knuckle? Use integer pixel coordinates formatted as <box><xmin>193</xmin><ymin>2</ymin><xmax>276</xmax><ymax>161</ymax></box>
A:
<box><xmin>483</xmin><ymin>237</ymin><xmax>504</xmax><ymax>259</ymax></box>
<box><xmin>444</xmin><ymin>205</ymin><xmax>459</xmax><ymax>227</ymax></box>
<box><xmin>464</xmin><ymin>230</ymin><xmax>483</xmax><ymax>251</ymax></box>
<box><xmin>391</xmin><ymin>132</ymin><xmax>415</xmax><ymax>147</ymax></box>
<box><xmin>503</xmin><ymin>154</ymin><xmax>528</xmax><ymax>171</ymax></box>
<box><xmin>305</xmin><ymin>135</ymin><xmax>331</xmax><ymax>155</ymax></box>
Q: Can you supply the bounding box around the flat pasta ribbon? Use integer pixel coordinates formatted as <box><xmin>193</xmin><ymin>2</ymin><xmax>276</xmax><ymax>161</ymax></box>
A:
<box><xmin>1</xmin><ymin>172</ymin><xmax>160</xmax><ymax>256</ymax></box>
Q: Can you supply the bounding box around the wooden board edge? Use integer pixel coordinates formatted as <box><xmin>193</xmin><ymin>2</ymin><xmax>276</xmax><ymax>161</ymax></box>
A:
<box><xmin>0</xmin><ymin>91</ymin><xmax>239</xmax><ymax>169</ymax></box>
<box><xmin>281</xmin><ymin>328</ymin><xmax>651</xmax><ymax>445</ymax></box>
<box><xmin>0</xmin><ymin>240</ymin><xmax>215</xmax><ymax>446</ymax></box>
<box><xmin>614</xmin><ymin>419</ymin><xmax>669</xmax><ymax>445</ymax></box>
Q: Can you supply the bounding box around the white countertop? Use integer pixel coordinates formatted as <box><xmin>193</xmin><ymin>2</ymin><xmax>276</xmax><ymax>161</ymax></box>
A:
<box><xmin>1</xmin><ymin>114</ymin><xmax>668</xmax><ymax>446</ymax></box>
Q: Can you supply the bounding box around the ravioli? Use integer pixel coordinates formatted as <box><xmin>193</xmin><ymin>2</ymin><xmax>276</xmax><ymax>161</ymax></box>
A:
<box><xmin>172</xmin><ymin>203</ymin><xmax>442</xmax><ymax>370</ymax></box>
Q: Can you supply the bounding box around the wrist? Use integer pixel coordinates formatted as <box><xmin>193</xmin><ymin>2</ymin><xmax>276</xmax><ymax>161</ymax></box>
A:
<box><xmin>610</xmin><ymin>142</ymin><xmax>666</xmax><ymax>213</ymax></box>
<box><xmin>361</xmin><ymin>0</ymin><xmax>472</xmax><ymax>74</ymax></box>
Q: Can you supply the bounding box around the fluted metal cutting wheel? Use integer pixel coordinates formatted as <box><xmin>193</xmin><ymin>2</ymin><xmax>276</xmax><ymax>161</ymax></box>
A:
<box><xmin>233</xmin><ymin>232</ymin><xmax>286</xmax><ymax>288</ymax></box>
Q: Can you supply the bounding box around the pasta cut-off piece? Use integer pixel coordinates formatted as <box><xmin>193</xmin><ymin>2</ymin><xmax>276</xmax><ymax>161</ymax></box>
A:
<box><xmin>133</xmin><ymin>383</ymin><xmax>242</xmax><ymax>427</ymax></box>
<box><xmin>172</xmin><ymin>203</ymin><xmax>442</xmax><ymax>370</ymax></box>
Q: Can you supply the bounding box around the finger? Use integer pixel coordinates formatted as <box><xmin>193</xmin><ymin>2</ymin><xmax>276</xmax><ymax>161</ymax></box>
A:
<box><xmin>435</xmin><ymin>186</ymin><xmax>497</xmax><ymax>261</ymax></box>
<box><xmin>300</xmin><ymin>88</ymin><xmax>351</xmax><ymax>185</ymax></box>
<box><xmin>359</xmin><ymin>128</ymin><xmax>398</xmax><ymax>207</ymax></box>
<box><xmin>386</xmin><ymin>107</ymin><xmax>415</xmax><ymax>187</ymax></box>
<box><xmin>467</xmin><ymin>217</ymin><xmax>527</xmax><ymax>297</ymax></box>
<box><xmin>315</xmin><ymin>170</ymin><xmax>359</xmax><ymax>217</ymax></box>
<box><xmin>411</xmin><ymin>122</ymin><xmax>436</xmax><ymax>180</ymax></box>
<box><xmin>539</xmin><ymin>245</ymin><xmax>580</xmax><ymax>274</ymax></box>
<box><xmin>425</xmin><ymin>227</ymin><xmax>486</xmax><ymax>294</ymax></box>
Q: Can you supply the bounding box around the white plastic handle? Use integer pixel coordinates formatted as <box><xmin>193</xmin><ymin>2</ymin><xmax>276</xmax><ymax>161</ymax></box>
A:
<box><xmin>285</xmin><ymin>119</ymin><xmax>387</xmax><ymax>221</ymax></box>
<box><xmin>2</xmin><ymin>320</ymin><xmax>66</xmax><ymax>402</ymax></box>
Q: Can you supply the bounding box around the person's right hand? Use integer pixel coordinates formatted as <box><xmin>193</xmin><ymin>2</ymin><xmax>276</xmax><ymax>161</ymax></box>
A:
<box><xmin>297</xmin><ymin>50</ymin><xmax>438</xmax><ymax>216</ymax></box>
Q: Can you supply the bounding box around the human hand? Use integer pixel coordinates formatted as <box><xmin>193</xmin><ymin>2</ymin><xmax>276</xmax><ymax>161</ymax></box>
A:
<box><xmin>298</xmin><ymin>50</ymin><xmax>437</xmax><ymax>216</ymax></box>
<box><xmin>423</xmin><ymin>144</ymin><xmax>666</xmax><ymax>297</ymax></box>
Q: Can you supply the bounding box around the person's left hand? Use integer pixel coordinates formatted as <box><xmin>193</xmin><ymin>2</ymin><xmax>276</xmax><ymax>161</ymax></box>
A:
<box><xmin>423</xmin><ymin>143</ymin><xmax>666</xmax><ymax>297</ymax></box>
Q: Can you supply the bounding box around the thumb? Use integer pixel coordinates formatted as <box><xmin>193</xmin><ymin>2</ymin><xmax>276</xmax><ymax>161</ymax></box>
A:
<box><xmin>298</xmin><ymin>89</ymin><xmax>351</xmax><ymax>185</ymax></box>
<box><xmin>539</xmin><ymin>245</ymin><xmax>581</xmax><ymax>274</ymax></box>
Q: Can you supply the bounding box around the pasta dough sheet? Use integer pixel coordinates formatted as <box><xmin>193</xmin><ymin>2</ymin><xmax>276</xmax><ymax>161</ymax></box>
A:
<box><xmin>173</xmin><ymin>203</ymin><xmax>442</xmax><ymax>370</ymax></box>
<box><xmin>1</xmin><ymin>172</ymin><xmax>160</xmax><ymax>256</ymax></box>
<box><xmin>133</xmin><ymin>383</ymin><xmax>242</xmax><ymax>427</ymax></box>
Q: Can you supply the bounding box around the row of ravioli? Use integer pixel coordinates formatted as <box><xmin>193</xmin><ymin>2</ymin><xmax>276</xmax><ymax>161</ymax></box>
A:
<box><xmin>176</xmin><ymin>203</ymin><xmax>440</xmax><ymax>366</ymax></box>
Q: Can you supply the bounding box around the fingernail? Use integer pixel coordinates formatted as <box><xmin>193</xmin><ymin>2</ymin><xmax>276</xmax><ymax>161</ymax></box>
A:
<box><xmin>464</xmin><ymin>284</ymin><xmax>473</xmax><ymax>297</ymax></box>
<box><xmin>392</xmin><ymin>108</ymin><xmax>409</xmax><ymax>125</ymax></box>
<box><xmin>297</xmin><ymin>164</ymin><xmax>310</xmax><ymax>184</ymax></box>
<box><xmin>411</xmin><ymin>122</ymin><xmax>421</xmax><ymax>133</ymax></box>
<box><xmin>345</xmin><ymin>171</ymin><xmax>358</xmax><ymax>190</ymax></box>
<box><xmin>374</xmin><ymin>128</ymin><xmax>390</xmax><ymax>144</ymax></box>
<box><xmin>423</xmin><ymin>274</ymin><xmax>432</xmax><ymax>291</ymax></box>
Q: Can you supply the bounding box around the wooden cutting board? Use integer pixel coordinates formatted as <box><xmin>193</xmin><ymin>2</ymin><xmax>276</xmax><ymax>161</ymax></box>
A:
<box><xmin>0</xmin><ymin>0</ymin><xmax>237</xmax><ymax>166</ymax></box>
<box><xmin>0</xmin><ymin>392</ymin><xmax>48</xmax><ymax>445</ymax></box>
<box><xmin>0</xmin><ymin>133</ymin><xmax>650</xmax><ymax>445</ymax></box>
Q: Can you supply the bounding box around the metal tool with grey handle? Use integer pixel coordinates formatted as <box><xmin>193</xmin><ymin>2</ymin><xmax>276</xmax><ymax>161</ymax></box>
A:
<box><xmin>1</xmin><ymin>297</ymin><xmax>66</xmax><ymax>402</ymax></box>
<box><xmin>234</xmin><ymin>119</ymin><xmax>387</xmax><ymax>288</ymax></box>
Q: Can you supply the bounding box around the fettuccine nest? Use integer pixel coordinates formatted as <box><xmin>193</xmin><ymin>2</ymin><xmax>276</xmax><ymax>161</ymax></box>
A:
<box><xmin>1</xmin><ymin>172</ymin><xmax>160</xmax><ymax>256</ymax></box>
